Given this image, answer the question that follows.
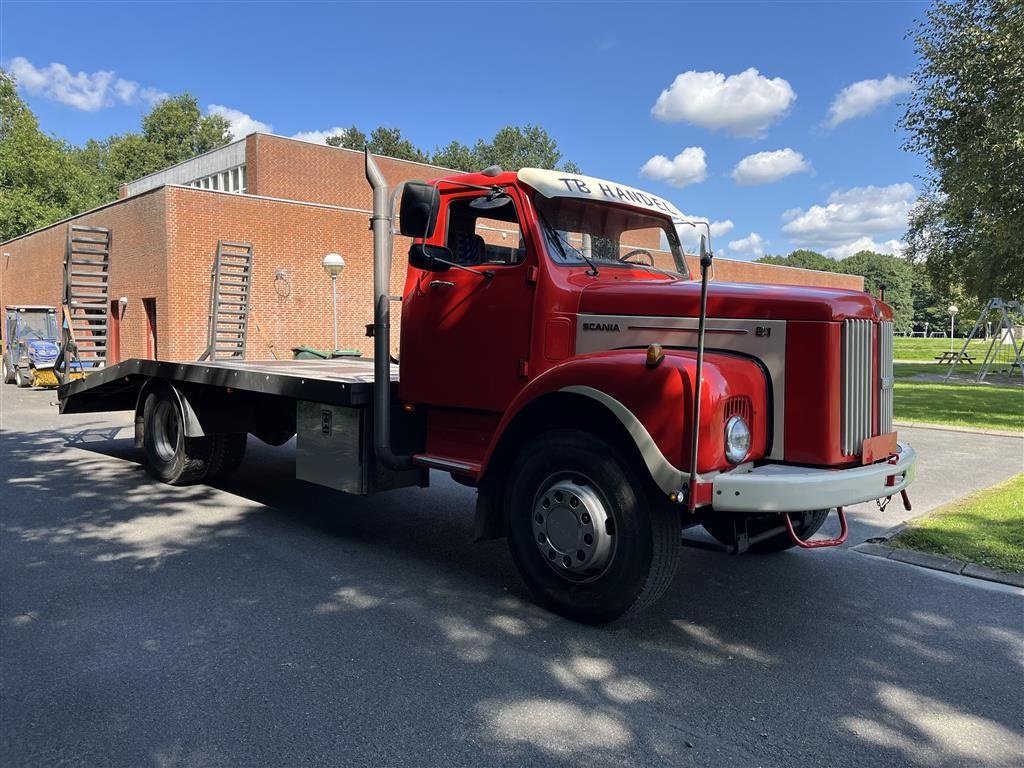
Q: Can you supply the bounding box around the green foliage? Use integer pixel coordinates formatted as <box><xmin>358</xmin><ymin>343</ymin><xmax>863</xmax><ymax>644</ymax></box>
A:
<box><xmin>326</xmin><ymin>123</ymin><xmax>579</xmax><ymax>173</ymax></box>
<box><xmin>0</xmin><ymin>70</ymin><xmax>91</xmax><ymax>240</ymax></box>
<box><xmin>326</xmin><ymin>125</ymin><xmax>367</xmax><ymax>150</ymax></box>
<box><xmin>891</xmin><ymin>474</ymin><xmax>1024</xmax><ymax>573</ymax></box>
<box><xmin>901</xmin><ymin>0</ymin><xmax>1024</xmax><ymax>303</ymax></box>
<box><xmin>894</xmin><ymin>379</ymin><xmax>1024</xmax><ymax>432</ymax></box>
<box><xmin>757</xmin><ymin>249</ymin><xmax>920</xmax><ymax>331</ymax></box>
<box><xmin>141</xmin><ymin>94</ymin><xmax>231</xmax><ymax>166</ymax></box>
<box><xmin>758</xmin><ymin>249</ymin><xmax>837</xmax><ymax>272</ymax></box>
<box><xmin>836</xmin><ymin>250</ymin><xmax>915</xmax><ymax>331</ymax></box>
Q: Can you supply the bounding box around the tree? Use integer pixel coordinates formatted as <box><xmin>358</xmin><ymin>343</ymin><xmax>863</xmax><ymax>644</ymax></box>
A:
<box><xmin>0</xmin><ymin>70</ymin><xmax>91</xmax><ymax>240</ymax></box>
<box><xmin>366</xmin><ymin>126</ymin><xmax>428</xmax><ymax>163</ymax></box>
<box><xmin>756</xmin><ymin>249</ymin><xmax>838</xmax><ymax>272</ymax></box>
<box><xmin>901</xmin><ymin>0</ymin><xmax>1024</xmax><ymax>302</ymax></box>
<box><xmin>326</xmin><ymin>125</ymin><xmax>367</xmax><ymax>150</ymax></box>
<box><xmin>474</xmin><ymin>124</ymin><xmax>566</xmax><ymax>171</ymax></box>
<box><xmin>836</xmin><ymin>251</ymin><xmax>916</xmax><ymax>332</ymax></box>
<box><xmin>140</xmin><ymin>94</ymin><xmax>231</xmax><ymax>166</ymax></box>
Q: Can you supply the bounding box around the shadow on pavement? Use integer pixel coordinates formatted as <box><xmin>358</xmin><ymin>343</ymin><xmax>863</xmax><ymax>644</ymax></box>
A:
<box><xmin>2</xmin><ymin>420</ymin><xmax>1022</xmax><ymax>768</ymax></box>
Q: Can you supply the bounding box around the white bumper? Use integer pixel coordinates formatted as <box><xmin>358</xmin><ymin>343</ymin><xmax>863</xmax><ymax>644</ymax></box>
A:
<box><xmin>712</xmin><ymin>442</ymin><xmax>917</xmax><ymax>513</ymax></box>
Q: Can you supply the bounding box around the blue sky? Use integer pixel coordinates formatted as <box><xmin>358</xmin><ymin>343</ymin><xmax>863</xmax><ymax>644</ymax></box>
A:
<box><xmin>1</xmin><ymin>1</ymin><xmax>929</xmax><ymax>261</ymax></box>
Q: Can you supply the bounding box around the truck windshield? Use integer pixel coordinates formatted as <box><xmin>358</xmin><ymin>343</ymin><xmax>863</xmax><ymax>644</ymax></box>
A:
<box><xmin>533</xmin><ymin>193</ymin><xmax>689</xmax><ymax>279</ymax></box>
<box><xmin>16</xmin><ymin>311</ymin><xmax>58</xmax><ymax>340</ymax></box>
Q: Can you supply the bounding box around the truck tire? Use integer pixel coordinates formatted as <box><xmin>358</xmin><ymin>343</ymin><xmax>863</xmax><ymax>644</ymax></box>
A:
<box><xmin>505</xmin><ymin>429</ymin><xmax>681</xmax><ymax>624</ymax></box>
<box><xmin>702</xmin><ymin>509</ymin><xmax>830</xmax><ymax>553</ymax></box>
<box><xmin>206</xmin><ymin>433</ymin><xmax>248</xmax><ymax>480</ymax></box>
<box><xmin>142</xmin><ymin>391</ymin><xmax>212</xmax><ymax>485</ymax></box>
<box><xmin>2</xmin><ymin>355</ymin><xmax>14</xmax><ymax>384</ymax></box>
<box><xmin>15</xmin><ymin>366</ymin><xmax>30</xmax><ymax>388</ymax></box>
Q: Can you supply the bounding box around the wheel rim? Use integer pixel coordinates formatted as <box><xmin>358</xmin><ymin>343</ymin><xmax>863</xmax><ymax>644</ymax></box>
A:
<box><xmin>531</xmin><ymin>473</ymin><xmax>615</xmax><ymax>582</ymax></box>
<box><xmin>151</xmin><ymin>400</ymin><xmax>180</xmax><ymax>462</ymax></box>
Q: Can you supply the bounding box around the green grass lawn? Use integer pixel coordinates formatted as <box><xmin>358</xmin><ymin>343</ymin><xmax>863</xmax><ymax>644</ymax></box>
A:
<box><xmin>890</xmin><ymin>474</ymin><xmax>1024</xmax><ymax>573</ymax></box>
<box><xmin>893</xmin><ymin>379</ymin><xmax>1023</xmax><ymax>431</ymax></box>
<box><xmin>893</xmin><ymin>336</ymin><xmax>989</xmax><ymax>360</ymax></box>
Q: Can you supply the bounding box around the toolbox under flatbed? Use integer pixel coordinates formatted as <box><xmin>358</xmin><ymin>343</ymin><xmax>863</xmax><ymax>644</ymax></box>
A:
<box><xmin>59</xmin><ymin>358</ymin><xmax>399</xmax><ymax>414</ymax></box>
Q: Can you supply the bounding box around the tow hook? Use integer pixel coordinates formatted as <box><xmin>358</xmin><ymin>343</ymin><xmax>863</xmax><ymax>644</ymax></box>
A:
<box><xmin>783</xmin><ymin>507</ymin><xmax>849</xmax><ymax>549</ymax></box>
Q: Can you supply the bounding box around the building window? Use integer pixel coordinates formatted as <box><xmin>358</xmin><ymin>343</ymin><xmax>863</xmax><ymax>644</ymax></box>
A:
<box><xmin>189</xmin><ymin>164</ymin><xmax>247</xmax><ymax>194</ymax></box>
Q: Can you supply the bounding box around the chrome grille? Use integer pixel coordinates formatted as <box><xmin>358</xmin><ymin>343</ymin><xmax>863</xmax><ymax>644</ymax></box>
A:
<box><xmin>879</xmin><ymin>321</ymin><xmax>894</xmax><ymax>434</ymax></box>
<box><xmin>841</xmin><ymin>319</ymin><xmax>873</xmax><ymax>455</ymax></box>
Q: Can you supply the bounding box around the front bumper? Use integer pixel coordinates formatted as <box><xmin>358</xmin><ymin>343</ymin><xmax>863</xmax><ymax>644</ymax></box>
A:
<box><xmin>712</xmin><ymin>442</ymin><xmax>917</xmax><ymax>513</ymax></box>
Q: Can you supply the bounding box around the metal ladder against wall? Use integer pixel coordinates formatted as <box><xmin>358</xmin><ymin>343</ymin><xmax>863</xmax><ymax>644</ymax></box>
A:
<box><xmin>59</xmin><ymin>225</ymin><xmax>111</xmax><ymax>377</ymax></box>
<box><xmin>199</xmin><ymin>240</ymin><xmax>253</xmax><ymax>361</ymax></box>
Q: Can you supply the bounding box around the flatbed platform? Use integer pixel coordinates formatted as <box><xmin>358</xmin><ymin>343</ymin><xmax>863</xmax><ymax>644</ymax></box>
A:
<box><xmin>59</xmin><ymin>357</ymin><xmax>398</xmax><ymax>414</ymax></box>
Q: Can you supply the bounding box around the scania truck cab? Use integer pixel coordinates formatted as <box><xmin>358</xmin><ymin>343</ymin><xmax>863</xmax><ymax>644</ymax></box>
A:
<box><xmin>59</xmin><ymin>153</ymin><xmax>917</xmax><ymax>623</ymax></box>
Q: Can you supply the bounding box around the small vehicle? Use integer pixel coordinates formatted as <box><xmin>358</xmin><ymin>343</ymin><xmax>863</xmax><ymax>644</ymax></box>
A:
<box><xmin>3</xmin><ymin>306</ymin><xmax>60</xmax><ymax>388</ymax></box>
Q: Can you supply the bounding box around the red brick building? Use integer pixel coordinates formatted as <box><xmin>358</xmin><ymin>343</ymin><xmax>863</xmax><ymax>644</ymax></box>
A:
<box><xmin>0</xmin><ymin>133</ymin><xmax>863</xmax><ymax>363</ymax></box>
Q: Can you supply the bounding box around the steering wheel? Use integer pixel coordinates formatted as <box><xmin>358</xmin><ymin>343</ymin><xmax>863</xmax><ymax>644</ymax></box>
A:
<box><xmin>619</xmin><ymin>249</ymin><xmax>654</xmax><ymax>266</ymax></box>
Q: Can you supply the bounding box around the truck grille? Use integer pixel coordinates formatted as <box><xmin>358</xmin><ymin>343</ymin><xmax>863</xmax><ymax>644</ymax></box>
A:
<box><xmin>841</xmin><ymin>319</ymin><xmax>873</xmax><ymax>455</ymax></box>
<box><xmin>878</xmin><ymin>321</ymin><xmax>894</xmax><ymax>434</ymax></box>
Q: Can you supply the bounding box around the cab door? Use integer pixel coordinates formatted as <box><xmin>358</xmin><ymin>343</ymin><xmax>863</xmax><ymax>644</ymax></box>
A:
<box><xmin>399</xmin><ymin>189</ymin><xmax>536</xmax><ymax>412</ymax></box>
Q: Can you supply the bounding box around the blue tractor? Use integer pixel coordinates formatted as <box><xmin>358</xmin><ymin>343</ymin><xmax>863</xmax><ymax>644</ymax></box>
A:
<box><xmin>2</xmin><ymin>306</ymin><xmax>61</xmax><ymax>388</ymax></box>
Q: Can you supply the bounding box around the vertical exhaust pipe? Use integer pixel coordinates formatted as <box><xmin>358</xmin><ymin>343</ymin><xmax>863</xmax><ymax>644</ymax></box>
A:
<box><xmin>365</xmin><ymin>149</ymin><xmax>413</xmax><ymax>470</ymax></box>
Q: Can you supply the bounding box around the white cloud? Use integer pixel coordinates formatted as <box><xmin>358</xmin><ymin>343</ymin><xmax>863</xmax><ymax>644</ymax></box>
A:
<box><xmin>674</xmin><ymin>216</ymin><xmax>733</xmax><ymax>251</ymax></box>
<box><xmin>732</xmin><ymin>148</ymin><xmax>811</xmax><ymax>186</ymax></box>
<box><xmin>651</xmin><ymin>68</ymin><xmax>795</xmax><ymax>138</ymax></box>
<box><xmin>725</xmin><ymin>232</ymin><xmax>766</xmax><ymax>259</ymax></box>
<box><xmin>207</xmin><ymin>105</ymin><xmax>272</xmax><ymax>139</ymax></box>
<box><xmin>824</xmin><ymin>237</ymin><xmax>906</xmax><ymax>260</ymax></box>
<box><xmin>291</xmin><ymin>126</ymin><xmax>350</xmax><ymax>145</ymax></box>
<box><xmin>826</xmin><ymin>75</ymin><xmax>912</xmax><ymax>128</ymax></box>
<box><xmin>781</xmin><ymin>183</ymin><xmax>916</xmax><ymax>248</ymax></box>
<box><xmin>9</xmin><ymin>56</ymin><xmax>168</xmax><ymax>111</ymax></box>
<box><xmin>639</xmin><ymin>147</ymin><xmax>707</xmax><ymax>188</ymax></box>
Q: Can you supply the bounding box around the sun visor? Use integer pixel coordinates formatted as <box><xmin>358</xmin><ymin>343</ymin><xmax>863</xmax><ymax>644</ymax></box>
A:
<box><xmin>516</xmin><ymin>168</ymin><xmax>684</xmax><ymax>219</ymax></box>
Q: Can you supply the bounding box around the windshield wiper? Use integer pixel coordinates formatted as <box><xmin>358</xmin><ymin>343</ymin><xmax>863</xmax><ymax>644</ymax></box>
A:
<box><xmin>536</xmin><ymin>208</ymin><xmax>599</xmax><ymax>276</ymax></box>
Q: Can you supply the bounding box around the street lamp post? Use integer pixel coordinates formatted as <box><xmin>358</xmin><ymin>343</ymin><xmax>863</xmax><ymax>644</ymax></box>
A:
<box><xmin>948</xmin><ymin>304</ymin><xmax>958</xmax><ymax>352</ymax></box>
<box><xmin>322</xmin><ymin>253</ymin><xmax>346</xmax><ymax>353</ymax></box>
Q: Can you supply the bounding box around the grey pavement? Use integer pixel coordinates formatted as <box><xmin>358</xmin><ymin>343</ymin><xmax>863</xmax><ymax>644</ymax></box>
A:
<box><xmin>2</xmin><ymin>385</ymin><xmax>1023</xmax><ymax>768</ymax></box>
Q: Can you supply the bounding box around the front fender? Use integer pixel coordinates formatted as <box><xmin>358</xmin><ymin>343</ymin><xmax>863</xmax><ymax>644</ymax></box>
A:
<box><xmin>482</xmin><ymin>349</ymin><xmax>768</xmax><ymax>493</ymax></box>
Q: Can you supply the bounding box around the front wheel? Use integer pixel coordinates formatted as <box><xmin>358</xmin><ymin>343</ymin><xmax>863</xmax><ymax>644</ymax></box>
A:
<box><xmin>15</xmin><ymin>366</ymin><xmax>30</xmax><ymax>388</ymax></box>
<box><xmin>505</xmin><ymin>429</ymin><xmax>681</xmax><ymax>624</ymax></box>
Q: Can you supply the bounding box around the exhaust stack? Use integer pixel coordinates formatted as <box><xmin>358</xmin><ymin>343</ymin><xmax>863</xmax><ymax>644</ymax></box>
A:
<box><xmin>365</xmin><ymin>149</ymin><xmax>413</xmax><ymax>470</ymax></box>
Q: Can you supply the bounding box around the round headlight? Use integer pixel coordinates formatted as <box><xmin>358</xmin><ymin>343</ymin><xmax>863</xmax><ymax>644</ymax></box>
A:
<box><xmin>724</xmin><ymin>416</ymin><xmax>751</xmax><ymax>464</ymax></box>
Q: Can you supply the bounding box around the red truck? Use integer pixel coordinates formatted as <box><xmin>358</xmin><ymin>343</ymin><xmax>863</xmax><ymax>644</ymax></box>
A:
<box><xmin>59</xmin><ymin>151</ymin><xmax>917</xmax><ymax>623</ymax></box>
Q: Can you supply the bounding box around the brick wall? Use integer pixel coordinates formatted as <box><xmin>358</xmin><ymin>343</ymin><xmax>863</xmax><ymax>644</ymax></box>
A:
<box><xmin>165</xmin><ymin>187</ymin><xmax>400</xmax><ymax>361</ymax></box>
<box><xmin>1</xmin><ymin>189</ymin><xmax>169</xmax><ymax>361</ymax></box>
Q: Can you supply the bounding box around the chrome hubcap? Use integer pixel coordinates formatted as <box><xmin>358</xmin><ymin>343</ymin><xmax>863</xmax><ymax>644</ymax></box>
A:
<box><xmin>532</xmin><ymin>476</ymin><xmax>614</xmax><ymax>578</ymax></box>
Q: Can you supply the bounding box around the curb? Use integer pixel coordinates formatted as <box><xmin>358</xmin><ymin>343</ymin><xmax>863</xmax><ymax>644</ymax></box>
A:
<box><xmin>853</xmin><ymin>542</ymin><xmax>1024</xmax><ymax>588</ymax></box>
<box><xmin>893</xmin><ymin>421</ymin><xmax>1024</xmax><ymax>439</ymax></box>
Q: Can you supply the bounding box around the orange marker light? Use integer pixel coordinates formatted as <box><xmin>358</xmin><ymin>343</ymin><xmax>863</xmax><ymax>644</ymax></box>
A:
<box><xmin>646</xmin><ymin>343</ymin><xmax>665</xmax><ymax>368</ymax></box>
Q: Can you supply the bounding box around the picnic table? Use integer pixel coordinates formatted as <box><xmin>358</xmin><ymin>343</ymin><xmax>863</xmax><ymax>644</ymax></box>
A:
<box><xmin>934</xmin><ymin>350</ymin><xmax>976</xmax><ymax>364</ymax></box>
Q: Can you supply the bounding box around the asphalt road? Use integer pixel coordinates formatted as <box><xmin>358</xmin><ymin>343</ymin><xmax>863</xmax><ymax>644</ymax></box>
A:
<box><xmin>2</xmin><ymin>385</ymin><xmax>1022</xmax><ymax>768</ymax></box>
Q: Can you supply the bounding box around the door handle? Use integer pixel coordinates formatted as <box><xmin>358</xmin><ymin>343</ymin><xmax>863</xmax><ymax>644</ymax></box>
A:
<box><xmin>429</xmin><ymin>280</ymin><xmax>455</xmax><ymax>289</ymax></box>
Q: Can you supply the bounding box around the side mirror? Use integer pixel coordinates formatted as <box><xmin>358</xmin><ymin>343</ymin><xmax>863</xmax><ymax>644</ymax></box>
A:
<box><xmin>399</xmin><ymin>182</ymin><xmax>440</xmax><ymax>238</ymax></box>
<box><xmin>409</xmin><ymin>243</ymin><xmax>453</xmax><ymax>272</ymax></box>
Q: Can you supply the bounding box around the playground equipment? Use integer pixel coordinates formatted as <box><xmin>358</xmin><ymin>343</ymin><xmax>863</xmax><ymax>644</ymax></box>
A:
<box><xmin>944</xmin><ymin>298</ymin><xmax>1024</xmax><ymax>381</ymax></box>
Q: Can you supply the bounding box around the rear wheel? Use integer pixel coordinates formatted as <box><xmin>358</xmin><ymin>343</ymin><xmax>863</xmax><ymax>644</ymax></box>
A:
<box><xmin>505</xmin><ymin>429</ymin><xmax>681</xmax><ymax>624</ymax></box>
<box><xmin>2</xmin><ymin>355</ymin><xmax>14</xmax><ymax>384</ymax></box>
<box><xmin>702</xmin><ymin>509</ymin><xmax>830</xmax><ymax>553</ymax></box>
<box><xmin>142</xmin><ymin>391</ymin><xmax>212</xmax><ymax>485</ymax></box>
<box><xmin>206</xmin><ymin>433</ymin><xmax>248</xmax><ymax>480</ymax></box>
